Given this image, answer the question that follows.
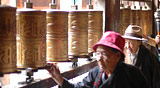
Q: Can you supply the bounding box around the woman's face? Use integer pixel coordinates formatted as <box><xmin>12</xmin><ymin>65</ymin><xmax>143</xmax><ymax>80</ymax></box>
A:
<box><xmin>96</xmin><ymin>46</ymin><xmax>121</xmax><ymax>73</ymax></box>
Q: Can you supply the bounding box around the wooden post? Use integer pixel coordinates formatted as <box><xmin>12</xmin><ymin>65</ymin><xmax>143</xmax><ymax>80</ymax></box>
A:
<box><xmin>94</xmin><ymin>0</ymin><xmax>120</xmax><ymax>32</ymax></box>
<box><xmin>105</xmin><ymin>0</ymin><xmax>120</xmax><ymax>32</ymax></box>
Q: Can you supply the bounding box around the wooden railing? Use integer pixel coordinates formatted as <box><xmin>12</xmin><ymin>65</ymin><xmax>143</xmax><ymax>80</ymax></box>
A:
<box><xmin>20</xmin><ymin>60</ymin><xmax>98</xmax><ymax>88</ymax></box>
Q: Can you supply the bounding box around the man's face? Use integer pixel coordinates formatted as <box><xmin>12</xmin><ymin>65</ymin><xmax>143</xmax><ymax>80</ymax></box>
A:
<box><xmin>125</xmin><ymin>39</ymin><xmax>141</xmax><ymax>54</ymax></box>
<box><xmin>96</xmin><ymin>46</ymin><xmax>120</xmax><ymax>73</ymax></box>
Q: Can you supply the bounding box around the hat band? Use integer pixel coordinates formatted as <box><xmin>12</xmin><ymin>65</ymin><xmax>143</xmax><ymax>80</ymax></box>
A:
<box><xmin>125</xmin><ymin>33</ymin><xmax>142</xmax><ymax>38</ymax></box>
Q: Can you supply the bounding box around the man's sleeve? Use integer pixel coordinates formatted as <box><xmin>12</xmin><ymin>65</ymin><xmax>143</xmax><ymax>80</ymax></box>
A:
<box><xmin>59</xmin><ymin>66</ymin><xmax>99</xmax><ymax>88</ymax></box>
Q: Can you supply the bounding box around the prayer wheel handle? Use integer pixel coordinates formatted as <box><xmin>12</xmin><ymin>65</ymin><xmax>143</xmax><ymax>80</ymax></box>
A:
<box><xmin>24</xmin><ymin>0</ymin><xmax>33</xmax><ymax>8</ymax></box>
<box><xmin>87</xmin><ymin>0</ymin><xmax>93</xmax><ymax>9</ymax></box>
<box><xmin>49</xmin><ymin>0</ymin><xmax>57</xmax><ymax>9</ymax></box>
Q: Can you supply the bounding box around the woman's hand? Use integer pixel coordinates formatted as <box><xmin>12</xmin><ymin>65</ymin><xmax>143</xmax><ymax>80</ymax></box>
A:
<box><xmin>46</xmin><ymin>63</ymin><xmax>64</xmax><ymax>86</ymax></box>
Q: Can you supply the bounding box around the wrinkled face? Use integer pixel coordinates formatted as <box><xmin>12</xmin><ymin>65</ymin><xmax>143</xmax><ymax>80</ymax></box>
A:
<box><xmin>96</xmin><ymin>46</ymin><xmax>121</xmax><ymax>73</ymax></box>
<box><xmin>125</xmin><ymin>39</ymin><xmax>141</xmax><ymax>54</ymax></box>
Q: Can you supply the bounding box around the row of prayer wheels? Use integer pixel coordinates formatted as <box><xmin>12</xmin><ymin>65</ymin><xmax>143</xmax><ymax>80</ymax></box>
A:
<box><xmin>119</xmin><ymin>1</ymin><xmax>152</xmax><ymax>37</ymax></box>
<box><xmin>0</xmin><ymin>5</ymin><xmax>103</xmax><ymax>74</ymax></box>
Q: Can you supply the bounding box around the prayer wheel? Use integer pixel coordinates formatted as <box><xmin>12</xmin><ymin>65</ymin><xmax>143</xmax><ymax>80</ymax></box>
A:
<box><xmin>139</xmin><ymin>5</ymin><xmax>143</xmax><ymax>31</ymax></box>
<box><xmin>0</xmin><ymin>6</ymin><xmax>17</xmax><ymax>73</ymax></box>
<box><xmin>141</xmin><ymin>5</ymin><xmax>152</xmax><ymax>37</ymax></box>
<box><xmin>147</xmin><ymin>7</ymin><xmax>153</xmax><ymax>36</ymax></box>
<box><xmin>16</xmin><ymin>8</ymin><xmax>46</xmax><ymax>68</ymax></box>
<box><xmin>45</xmin><ymin>10</ymin><xmax>68</xmax><ymax>62</ymax></box>
<box><xmin>88</xmin><ymin>10</ymin><xmax>103</xmax><ymax>53</ymax></box>
<box><xmin>68</xmin><ymin>11</ymin><xmax>88</xmax><ymax>56</ymax></box>
<box><xmin>122</xmin><ymin>5</ymin><xmax>131</xmax><ymax>35</ymax></box>
<box><xmin>131</xmin><ymin>5</ymin><xmax>141</xmax><ymax>26</ymax></box>
<box><xmin>141</xmin><ymin>6</ymin><xmax>149</xmax><ymax>37</ymax></box>
<box><xmin>120</xmin><ymin>3</ymin><xmax>124</xmax><ymax>35</ymax></box>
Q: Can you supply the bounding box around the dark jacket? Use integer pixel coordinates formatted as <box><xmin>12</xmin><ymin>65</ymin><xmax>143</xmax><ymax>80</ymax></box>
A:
<box><xmin>60</xmin><ymin>61</ymin><xmax>150</xmax><ymax>88</ymax></box>
<box><xmin>135</xmin><ymin>44</ymin><xmax>160</xmax><ymax>88</ymax></box>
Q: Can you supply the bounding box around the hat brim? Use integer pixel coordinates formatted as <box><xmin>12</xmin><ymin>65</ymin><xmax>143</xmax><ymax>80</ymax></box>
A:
<box><xmin>92</xmin><ymin>41</ymin><xmax>125</xmax><ymax>56</ymax></box>
<box><xmin>122</xmin><ymin>35</ymin><xmax>147</xmax><ymax>41</ymax></box>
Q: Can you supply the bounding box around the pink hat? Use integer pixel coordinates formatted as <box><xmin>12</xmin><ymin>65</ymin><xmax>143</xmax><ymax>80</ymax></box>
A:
<box><xmin>93</xmin><ymin>31</ymin><xmax>125</xmax><ymax>55</ymax></box>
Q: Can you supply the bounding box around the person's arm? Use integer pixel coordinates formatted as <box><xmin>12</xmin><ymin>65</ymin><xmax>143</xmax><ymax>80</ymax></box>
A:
<box><xmin>46</xmin><ymin>64</ymin><xmax>99</xmax><ymax>88</ymax></box>
<box><xmin>46</xmin><ymin>63</ymin><xmax>64</xmax><ymax>87</ymax></box>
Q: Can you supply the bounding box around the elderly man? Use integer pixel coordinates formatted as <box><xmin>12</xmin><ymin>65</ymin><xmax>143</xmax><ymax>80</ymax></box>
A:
<box><xmin>123</xmin><ymin>25</ymin><xmax>160</xmax><ymax>88</ymax></box>
<box><xmin>47</xmin><ymin>31</ymin><xmax>150</xmax><ymax>88</ymax></box>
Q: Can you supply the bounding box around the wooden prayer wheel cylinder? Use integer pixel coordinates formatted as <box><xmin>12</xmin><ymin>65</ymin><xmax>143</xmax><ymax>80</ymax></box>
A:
<box><xmin>16</xmin><ymin>8</ymin><xmax>46</xmax><ymax>68</ymax></box>
<box><xmin>88</xmin><ymin>10</ymin><xmax>103</xmax><ymax>53</ymax></box>
<box><xmin>45</xmin><ymin>10</ymin><xmax>68</xmax><ymax>62</ymax></box>
<box><xmin>0</xmin><ymin>6</ymin><xmax>17</xmax><ymax>73</ymax></box>
<box><xmin>68</xmin><ymin>11</ymin><xmax>88</xmax><ymax>56</ymax></box>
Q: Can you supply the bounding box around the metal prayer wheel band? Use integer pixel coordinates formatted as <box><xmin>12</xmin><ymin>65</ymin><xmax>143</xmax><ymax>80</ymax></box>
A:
<box><xmin>88</xmin><ymin>10</ymin><xmax>103</xmax><ymax>53</ymax></box>
<box><xmin>46</xmin><ymin>10</ymin><xmax>68</xmax><ymax>62</ymax></box>
<box><xmin>17</xmin><ymin>9</ymin><xmax>46</xmax><ymax>68</ymax></box>
<box><xmin>0</xmin><ymin>6</ymin><xmax>17</xmax><ymax>73</ymax></box>
<box><xmin>68</xmin><ymin>11</ymin><xmax>88</xmax><ymax>56</ymax></box>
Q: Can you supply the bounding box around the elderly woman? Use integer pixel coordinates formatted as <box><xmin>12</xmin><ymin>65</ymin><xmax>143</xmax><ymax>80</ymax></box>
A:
<box><xmin>47</xmin><ymin>31</ymin><xmax>150</xmax><ymax>88</ymax></box>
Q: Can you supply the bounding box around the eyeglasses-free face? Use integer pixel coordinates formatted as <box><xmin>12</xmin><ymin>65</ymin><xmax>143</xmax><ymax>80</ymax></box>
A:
<box><xmin>96</xmin><ymin>45</ymin><xmax>121</xmax><ymax>73</ymax></box>
<box><xmin>124</xmin><ymin>39</ymin><xmax>141</xmax><ymax>54</ymax></box>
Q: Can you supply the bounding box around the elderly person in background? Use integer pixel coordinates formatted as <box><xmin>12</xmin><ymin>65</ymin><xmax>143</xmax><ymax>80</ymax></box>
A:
<box><xmin>46</xmin><ymin>31</ymin><xmax>150</xmax><ymax>88</ymax></box>
<box><xmin>123</xmin><ymin>25</ymin><xmax>160</xmax><ymax>88</ymax></box>
<box><xmin>155</xmin><ymin>35</ymin><xmax>160</xmax><ymax>44</ymax></box>
<box><xmin>155</xmin><ymin>34</ymin><xmax>160</xmax><ymax>61</ymax></box>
